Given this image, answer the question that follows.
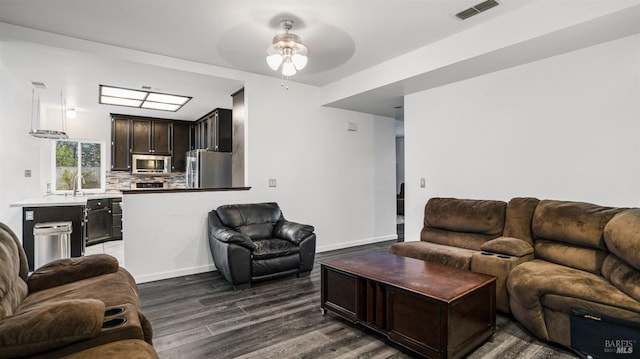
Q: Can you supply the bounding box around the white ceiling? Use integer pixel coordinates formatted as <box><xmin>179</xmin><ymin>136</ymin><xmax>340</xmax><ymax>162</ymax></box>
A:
<box><xmin>0</xmin><ymin>0</ymin><xmax>535</xmax><ymax>86</ymax></box>
<box><xmin>1</xmin><ymin>0</ymin><xmax>639</xmax><ymax>121</ymax></box>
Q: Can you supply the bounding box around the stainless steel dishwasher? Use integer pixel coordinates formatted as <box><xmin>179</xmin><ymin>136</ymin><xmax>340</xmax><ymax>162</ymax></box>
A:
<box><xmin>33</xmin><ymin>221</ymin><xmax>72</xmax><ymax>269</ymax></box>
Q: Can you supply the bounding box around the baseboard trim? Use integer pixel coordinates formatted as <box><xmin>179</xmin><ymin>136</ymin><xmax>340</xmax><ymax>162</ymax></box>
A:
<box><xmin>317</xmin><ymin>234</ymin><xmax>398</xmax><ymax>253</ymax></box>
<box><xmin>133</xmin><ymin>264</ymin><xmax>216</xmax><ymax>284</ymax></box>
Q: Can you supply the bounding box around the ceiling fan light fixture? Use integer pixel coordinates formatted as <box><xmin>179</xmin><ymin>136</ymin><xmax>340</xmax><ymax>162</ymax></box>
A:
<box><xmin>265</xmin><ymin>19</ymin><xmax>308</xmax><ymax>77</ymax></box>
<box><xmin>291</xmin><ymin>53</ymin><xmax>308</xmax><ymax>70</ymax></box>
<box><xmin>282</xmin><ymin>60</ymin><xmax>297</xmax><ymax>76</ymax></box>
<box><xmin>266</xmin><ymin>53</ymin><xmax>283</xmax><ymax>70</ymax></box>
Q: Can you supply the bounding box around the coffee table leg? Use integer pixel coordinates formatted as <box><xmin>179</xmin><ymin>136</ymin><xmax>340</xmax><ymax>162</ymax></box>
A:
<box><xmin>320</xmin><ymin>308</ymin><xmax>327</xmax><ymax>316</ymax></box>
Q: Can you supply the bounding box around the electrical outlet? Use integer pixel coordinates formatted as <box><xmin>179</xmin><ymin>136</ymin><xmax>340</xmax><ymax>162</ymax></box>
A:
<box><xmin>24</xmin><ymin>169</ymin><xmax>31</xmax><ymax>178</ymax></box>
<box><xmin>25</xmin><ymin>211</ymin><xmax>34</xmax><ymax>221</ymax></box>
<box><xmin>269</xmin><ymin>179</ymin><xmax>277</xmax><ymax>187</ymax></box>
<box><xmin>420</xmin><ymin>178</ymin><xmax>426</xmax><ymax>188</ymax></box>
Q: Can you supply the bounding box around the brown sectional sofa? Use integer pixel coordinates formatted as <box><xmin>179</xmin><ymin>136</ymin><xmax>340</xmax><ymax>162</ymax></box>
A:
<box><xmin>390</xmin><ymin>197</ymin><xmax>640</xmax><ymax>355</ymax></box>
<box><xmin>0</xmin><ymin>222</ymin><xmax>157</xmax><ymax>358</ymax></box>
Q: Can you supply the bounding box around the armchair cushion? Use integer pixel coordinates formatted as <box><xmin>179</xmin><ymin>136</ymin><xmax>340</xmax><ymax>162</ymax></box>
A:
<box><xmin>27</xmin><ymin>254</ymin><xmax>119</xmax><ymax>293</ymax></box>
<box><xmin>274</xmin><ymin>220</ymin><xmax>315</xmax><ymax>245</ymax></box>
<box><xmin>0</xmin><ymin>299</ymin><xmax>105</xmax><ymax>359</ymax></box>
<box><xmin>481</xmin><ymin>237</ymin><xmax>534</xmax><ymax>257</ymax></box>
<box><xmin>252</xmin><ymin>239</ymin><xmax>300</xmax><ymax>260</ymax></box>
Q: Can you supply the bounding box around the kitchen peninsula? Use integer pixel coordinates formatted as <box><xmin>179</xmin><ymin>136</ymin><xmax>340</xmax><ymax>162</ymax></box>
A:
<box><xmin>121</xmin><ymin>186</ymin><xmax>251</xmax><ymax>283</ymax></box>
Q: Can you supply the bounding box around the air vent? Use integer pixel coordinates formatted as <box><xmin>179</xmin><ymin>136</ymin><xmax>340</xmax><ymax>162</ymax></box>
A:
<box><xmin>30</xmin><ymin>81</ymin><xmax>47</xmax><ymax>89</ymax></box>
<box><xmin>455</xmin><ymin>0</ymin><xmax>500</xmax><ymax>20</ymax></box>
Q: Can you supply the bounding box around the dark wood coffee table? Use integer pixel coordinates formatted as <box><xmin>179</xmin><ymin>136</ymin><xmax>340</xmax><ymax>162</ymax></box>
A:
<box><xmin>320</xmin><ymin>251</ymin><xmax>496</xmax><ymax>359</ymax></box>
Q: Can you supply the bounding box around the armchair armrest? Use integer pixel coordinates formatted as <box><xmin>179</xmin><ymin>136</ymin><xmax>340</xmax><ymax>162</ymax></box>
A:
<box><xmin>275</xmin><ymin>220</ymin><xmax>315</xmax><ymax>245</ymax></box>
<box><xmin>0</xmin><ymin>299</ymin><xmax>105</xmax><ymax>359</ymax></box>
<box><xmin>480</xmin><ymin>236</ymin><xmax>534</xmax><ymax>257</ymax></box>
<box><xmin>27</xmin><ymin>254</ymin><xmax>119</xmax><ymax>293</ymax></box>
<box><xmin>211</xmin><ymin>228</ymin><xmax>256</xmax><ymax>251</ymax></box>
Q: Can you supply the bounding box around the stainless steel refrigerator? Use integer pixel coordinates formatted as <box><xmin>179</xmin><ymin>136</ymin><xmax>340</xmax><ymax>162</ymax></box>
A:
<box><xmin>185</xmin><ymin>149</ymin><xmax>232</xmax><ymax>188</ymax></box>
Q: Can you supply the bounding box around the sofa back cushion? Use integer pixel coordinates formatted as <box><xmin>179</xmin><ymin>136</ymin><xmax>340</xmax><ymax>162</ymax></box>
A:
<box><xmin>0</xmin><ymin>223</ymin><xmax>28</xmax><ymax>319</ymax></box>
<box><xmin>216</xmin><ymin>203</ymin><xmax>283</xmax><ymax>240</ymax></box>
<box><xmin>421</xmin><ymin>198</ymin><xmax>506</xmax><ymax>250</ymax></box>
<box><xmin>601</xmin><ymin>254</ymin><xmax>640</xmax><ymax>302</ymax></box>
<box><xmin>503</xmin><ymin>197</ymin><xmax>539</xmax><ymax>245</ymax></box>
<box><xmin>603</xmin><ymin>209</ymin><xmax>640</xmax><ymax>271</ymax></box>
<box><xmin>532</xmin><ymin>200</ymin><xmax>621</xmax><ymax>273</ymax></box>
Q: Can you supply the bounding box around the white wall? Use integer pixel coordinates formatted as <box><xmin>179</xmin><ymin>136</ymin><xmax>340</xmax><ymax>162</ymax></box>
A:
<box><xmin>404</xmin><ymin>34</ymin><xmax>640</xmax><ymax>241</ymax></box>
<box><xmin>124</xmin><ymin>76</ymin><xmax>397</xmax><ymax>282</ymax></box>
<box><xmin>0</xmin><ymin>47</ymin><xmax>41</xmax><ymax>235</ymax></box>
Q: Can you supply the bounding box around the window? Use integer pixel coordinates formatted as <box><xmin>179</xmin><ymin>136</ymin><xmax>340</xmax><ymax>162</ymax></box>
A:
<box><xmin>52</xmin><ymin>140</ymin><xmax>106</xmax><ymax>193</ymax></box>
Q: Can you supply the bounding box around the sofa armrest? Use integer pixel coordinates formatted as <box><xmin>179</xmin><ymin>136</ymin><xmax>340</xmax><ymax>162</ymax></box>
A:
<box><xmin>211</xmin><ymin>228</ymin><xmax>255</xmax><ymax>251</ymax></box>
<box><xmin>27</xmin><ymin>254</ymin><xmax>119</xmax><ymax>293</ymax></box>
<box><xmin>0</xmin><ymin>299</ymin><xmax>105</xmax><ymax>359</ymax></box>
<box><xmin>275</xmin><ymin>220</ymin><xmax>315</xmax><ymax>245</ymax></box>
<box><xmin>480</xmin><ymin>236</ymin><xmax>534</xmax><ymax>257</ymax></box>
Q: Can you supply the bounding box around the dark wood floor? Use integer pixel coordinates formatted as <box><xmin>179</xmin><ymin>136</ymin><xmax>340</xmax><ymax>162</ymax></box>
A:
<box><xmin>138</xmin><ymin>239</ymin><xmax>577</xmax><ymax>358</ymax></box>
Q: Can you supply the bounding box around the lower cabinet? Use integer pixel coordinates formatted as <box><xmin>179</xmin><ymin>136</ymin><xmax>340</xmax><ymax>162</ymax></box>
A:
<box><xmin>111</xmin><ymin>198</ymin><xmax>122</xmax><ymax>240</ymax></box>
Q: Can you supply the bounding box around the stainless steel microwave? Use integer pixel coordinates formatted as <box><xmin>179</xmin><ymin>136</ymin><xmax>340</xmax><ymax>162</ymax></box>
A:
<box><xmin>131</xmin><ymin>154</ymin><xmax>171</xmax><ymax>174</ymax></box>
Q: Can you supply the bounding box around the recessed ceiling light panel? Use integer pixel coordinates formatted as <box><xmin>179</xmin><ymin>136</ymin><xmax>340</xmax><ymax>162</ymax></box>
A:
<box><xmin>99</xmin><ymin>85</ymin><xmax>191</xmax><ymax>112</ymax></box>
<box><xmin>145</xmin><ymin>93</ymin><xmax>190</xmax><ymax>105</ymax></box>
<box><xmin>141</xmin><ymin>102</ymin><xmax>181</xmax><ymax>111</ymax></box>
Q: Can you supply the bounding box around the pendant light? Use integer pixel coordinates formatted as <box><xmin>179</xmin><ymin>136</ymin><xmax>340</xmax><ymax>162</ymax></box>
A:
<box><xmin>29</xmin><ymin>88</ymin><xmax>69</xmax><ymax>140</ymax></box>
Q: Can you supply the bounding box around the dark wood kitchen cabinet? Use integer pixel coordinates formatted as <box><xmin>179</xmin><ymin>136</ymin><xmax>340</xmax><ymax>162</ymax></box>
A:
<box><xmin>111</xmin><ymin>117</ymin><xmax>131</xmax><ymax>171</ymax></box>
<box><xmin>131</xmin><ymin>119</ymin><xmax>170</xmax><ymax>154</ymax></box>
<box><xmin>111</xmin><ymin>198</ymin><xmax>122</xmax><ymax>240</ymax></box>
<box><xmin>110</xmin><ymin>114</ymin><xmax>195</xmax><ymax>171</ymax></box>
<box><xmin>171</xmin><ymin>122</ymin><xmax>192</xmax><ymax>171</ymax></box>
<box><xmin>86</xmin><ymin>198</ymin><xmax>123</xmax><ymax>246</ymax></box>
<box><xmin>195</xmin><ymin>108</ymin><xmax>232</xmax><ymax>151</ymax></box>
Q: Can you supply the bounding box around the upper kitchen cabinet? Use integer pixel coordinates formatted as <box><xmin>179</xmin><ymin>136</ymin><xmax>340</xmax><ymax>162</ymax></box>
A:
<box><xmin>110</xmin><ymin>114</ymin><xmax>194</xmax><ymax>172</ymax></box>
<box><xmin>195</xmin><ymin>108</ymin><xmax>232</xmax><ymax>152</ymax></box>
<box><xmin>111</xmin><ymin>116</ymin><xmax>131</xmax><ymax>171</ymax></box>
<box><xmin>131</xmin><ymin>118</ymin><xmax>171</xmax><ymax>154</ymax></box>
<box><xmin>171</xmin><ymin>122</ymin><xmax>193</xmax><ymax>171</ymax></box>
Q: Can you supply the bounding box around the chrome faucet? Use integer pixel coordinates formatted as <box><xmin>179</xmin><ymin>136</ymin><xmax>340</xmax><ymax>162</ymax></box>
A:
<box><xmin>72</xmin><ymin>173</ymin><xmax>85</xmax><ymax>197</ymax></box>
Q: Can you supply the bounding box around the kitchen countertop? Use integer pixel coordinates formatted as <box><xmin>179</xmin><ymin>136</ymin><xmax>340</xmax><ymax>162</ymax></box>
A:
<box><xmin>122</xmin><ymin>187</ymin><xmax>251</xmax><ymax>195</ymax></box>
<box><xmin>9</xmin><ymin>192</ymin><xmax>123</xmax><ymax>208</ymax></box>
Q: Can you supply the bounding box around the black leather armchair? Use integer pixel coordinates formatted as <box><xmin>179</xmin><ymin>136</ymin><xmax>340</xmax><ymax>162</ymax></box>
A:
<box><xmin>208</xmin><ymin>202</ymin><xmax>316</xmax><ymax>289</ymax></box>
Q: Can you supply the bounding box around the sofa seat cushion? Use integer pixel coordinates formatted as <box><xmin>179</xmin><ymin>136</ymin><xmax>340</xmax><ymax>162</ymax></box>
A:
<box><xmin>21</xmin><ymin>268</ymin><xmax>140</xmax><ymax>309</ymax></box>
<box><xmin>508</xmin><ymin>259</ymin><xmax>640</xmax><ymax>340</ymax></box>
<box><xmin>389</xmin><ymin>241</ymin><xmax>475</xmax><ymax>269</ymax></box>
<box><xmin>252</xmin><ymin>239</ymin><xmax>300</xmax><ymax>260</ymax></box>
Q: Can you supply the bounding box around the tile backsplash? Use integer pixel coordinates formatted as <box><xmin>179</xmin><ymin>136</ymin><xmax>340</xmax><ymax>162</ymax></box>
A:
<box><xmin>106</xmin><ymin>171</ymin><xmax>186</xmax><ymax>191</ymax></box>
